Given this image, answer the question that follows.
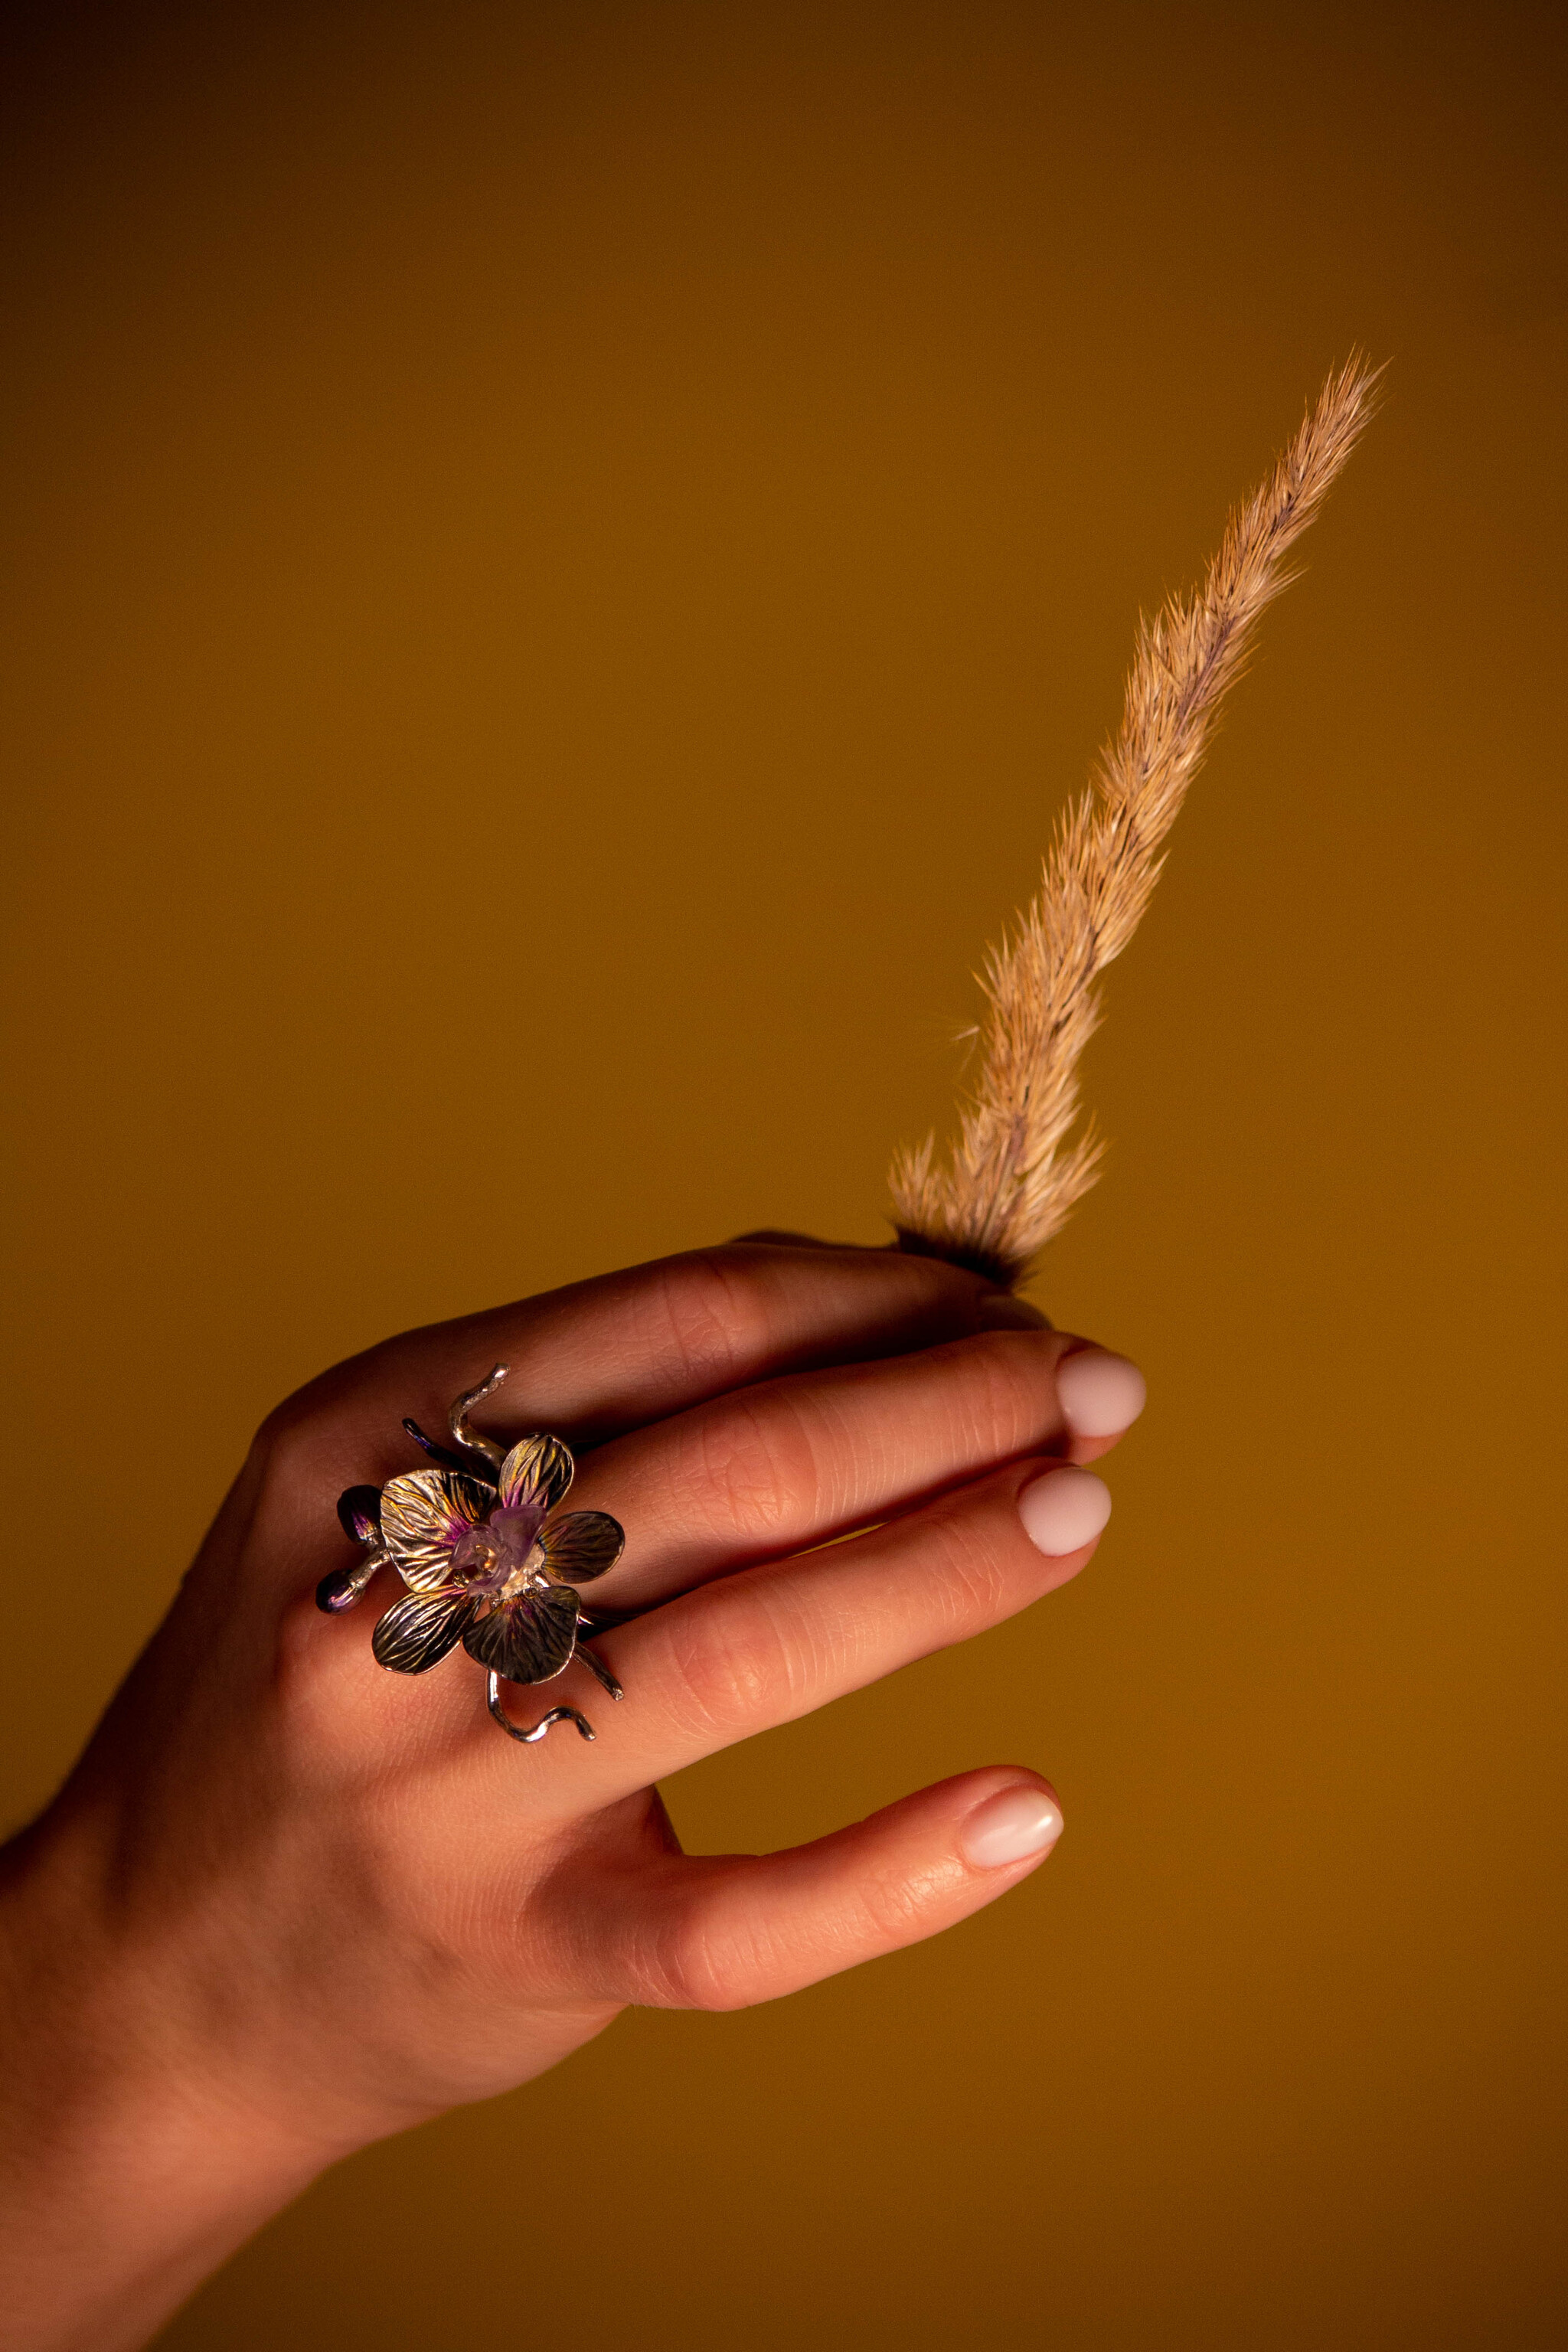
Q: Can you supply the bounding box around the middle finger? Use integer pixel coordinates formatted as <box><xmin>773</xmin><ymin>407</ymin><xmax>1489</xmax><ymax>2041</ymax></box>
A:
<box><xmin>567</xmin><ymin>1328</ymin><xmax>1143</xmax><ymax>1608</ymax></box>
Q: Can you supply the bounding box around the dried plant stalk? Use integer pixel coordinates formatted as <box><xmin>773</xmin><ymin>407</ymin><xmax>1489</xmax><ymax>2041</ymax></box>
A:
<box><xmin>890</xmin><ymin>355</ymin><xmax>1380</xmax><ymax>1288</ymax></box>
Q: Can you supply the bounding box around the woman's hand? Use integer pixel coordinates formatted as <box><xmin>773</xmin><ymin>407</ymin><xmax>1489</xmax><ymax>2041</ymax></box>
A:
<box><xmin>0</xmin><ymin>1241</ymin><xmax>1145</xmax><ymax>2352</ymax></box>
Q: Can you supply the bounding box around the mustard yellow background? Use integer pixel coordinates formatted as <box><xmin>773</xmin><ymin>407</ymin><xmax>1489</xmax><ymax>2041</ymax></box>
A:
<box><xmin>3</xmin><ymin>3</ymin><xmax>1565</xmax><ymax>2344</ymax></box>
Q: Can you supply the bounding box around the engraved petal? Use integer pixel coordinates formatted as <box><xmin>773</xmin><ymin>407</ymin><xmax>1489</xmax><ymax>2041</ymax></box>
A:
<box><xmin>462</xmin><ymin>1585</ymin><xmax>580</xmax><ymax>1684</ymax></box>
<box><xmin>498</xmin><ymin>1435</ymin><xmax>574</xmax><ymax>1516</ymax></box>
<box><xmin>379</xmin><ymin>1468</ymin><xmax>495</xmax><ymax>1592</ymax></box>
<box><xmin>537</xmin><ymin>1510</ymin><xmax>625</xmax><ymax>1585</ymax></box>
<box><xmin>371</xmin><ymin>1587</ymin><xmax>479</xmax><ymax>1674</ymax></box>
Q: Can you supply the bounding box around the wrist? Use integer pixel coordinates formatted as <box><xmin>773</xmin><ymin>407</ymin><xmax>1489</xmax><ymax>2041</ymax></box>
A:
<box><xmin>0</xmin><ymin>1801</ymin><xmax>348</xmax><ymax>2352</ymax></box>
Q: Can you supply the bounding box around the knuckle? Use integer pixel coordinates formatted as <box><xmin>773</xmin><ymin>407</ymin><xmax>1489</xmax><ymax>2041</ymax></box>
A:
<box><xmin>249</xmin><ymin>1387</ymin><xmax>347</xmax><ymax>1520</ymax></box>
<box><xmin>625</xmin><ymin>1877</ymin><xmax>760</xmax><ymax>2014</ymax></box>
<box><xmin>645</xmin><ymin>1583</ymin><xmax>798</xmax><ymax>1736</ymax></box>
<box><xmin>651</xmin><ymin>1250</ymin><xmax>773</xmax><ymax>1392</ymax></box>
<box><xmin>946</xmin><ymin>1331</ymin><xmax>1057</xmax><ymax>1460</ymax></box>
<box><xmin>683</xmin><ymin>1388</ymin><xmax>818</xmax><ymax>1549</ymax></box>
<box><xmin>631</xmin><ymin>1904</ymin><xmax>736</xmax><ymax>2012</ymax></box>
<box><xmin>857</xmin><ymin>1857</ymin><xmax>936</xmax><ymax>1945</ymax></box>
<box><xmin>923</xmin><ymin>1494</ymin><xmax>1015</xmax><ymax>1625</ymax></box>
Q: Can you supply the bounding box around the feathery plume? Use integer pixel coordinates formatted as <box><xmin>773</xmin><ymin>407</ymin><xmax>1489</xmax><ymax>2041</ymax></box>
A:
<box><xmin>890</xmin><ymin>355</ymin><xmax>1380</xmax><ymax>1288</ymax></box>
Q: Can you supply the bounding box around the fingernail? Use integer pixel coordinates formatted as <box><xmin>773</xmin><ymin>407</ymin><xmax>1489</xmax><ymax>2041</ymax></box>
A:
<box><xmin>976</xmin><ymin>1291</ymin><xmax>1051</xmax><ymax>1331</ymax></box>
<box><xmin>1018</xmin><ymin>1465</ymin><xmax>1112</xmax><ymax>1556</ymax></box>
<box><xmin>959</xmin><ymin>1782</ymin><xmax>1065</xmax><ymax>1868</ymax></box>
<box><xmin>1057</xmin><ymin>1347</ymin><xmax>1147</xmax><ymax>1438</ymax></box>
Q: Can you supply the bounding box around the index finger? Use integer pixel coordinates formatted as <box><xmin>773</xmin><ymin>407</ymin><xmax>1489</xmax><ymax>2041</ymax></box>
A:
<box><xmin>266</xmin><ymin>1243</ymin><xmax>1036</xmax><ymax>1483</ymax></box>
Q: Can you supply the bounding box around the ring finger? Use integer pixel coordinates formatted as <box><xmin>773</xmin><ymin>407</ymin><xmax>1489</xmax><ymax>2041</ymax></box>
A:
<box><xmin>529</xmin><ymin>1452</ymin><xmax>1112</xmax><ymax>1808</ymax></box>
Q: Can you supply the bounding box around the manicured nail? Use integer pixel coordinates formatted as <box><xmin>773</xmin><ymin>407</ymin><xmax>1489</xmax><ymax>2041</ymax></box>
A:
<box><xmin>1057</xmin><ymin>1347</ymin><xmax>1147</xmax><ymax>1437</ymax></box>
<box><xmin>1018</xmin><ymin>1465</ymin><xmax>1112</xmax><ymax>1555</ymax></box>
<box><xmin>976</xmin><ymin>1291</ymin><xmax>1051</xmax><ymax>1331</ymax></box>
<box><xmin>959</xmin><ymin>1782</ymin><xmax>1065</xmax><ymax>1868</ymax></box>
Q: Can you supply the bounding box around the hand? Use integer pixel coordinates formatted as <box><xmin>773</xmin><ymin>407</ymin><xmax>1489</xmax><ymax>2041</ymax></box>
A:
<box><xmin>0</xmin><ymin>1241</ymin><xmax>1145</xmax><ymax>2352</ymax></box>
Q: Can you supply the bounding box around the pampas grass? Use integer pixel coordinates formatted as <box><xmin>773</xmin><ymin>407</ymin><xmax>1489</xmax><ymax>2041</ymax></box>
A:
<box><xmin>890</xmin><ymin>356</ymin><xmax>1380</xmax><ymax>1288</ymax></box>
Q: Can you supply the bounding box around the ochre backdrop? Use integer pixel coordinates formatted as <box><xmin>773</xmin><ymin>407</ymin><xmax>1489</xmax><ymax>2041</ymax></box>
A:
<box><xmin>3</xmin><ymin>5</ymin><xmax>1565</xmax><ymax>2344</ymax></box>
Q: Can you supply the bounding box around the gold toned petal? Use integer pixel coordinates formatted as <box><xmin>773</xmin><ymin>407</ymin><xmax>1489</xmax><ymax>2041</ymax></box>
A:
<box><xmin>462</xmin><ymin>1585</ymin><xmax>580</xmax><ymax>1684</ymax></box>
<box><xmin>371</xmin><ymin>1588</ymin><xmax>479</xmax><ymax>1674</ymax></box>
<box><xmin>498</xmin><ymin>1434</ymin><xmax>574</xmax><ymax>1517</ymax></box>
<box><xmin>537</xmin><ymin>1510</ymin><xmax>625</xmax><ymax>1585</ymax></box>
<box><xmin>379</xmin><ymin>1468</ymin><xmax>495</xmax><ymax>1592</ymax></box>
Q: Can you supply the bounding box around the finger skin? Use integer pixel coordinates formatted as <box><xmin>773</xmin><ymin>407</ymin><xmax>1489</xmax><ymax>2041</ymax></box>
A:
<box><xmin>583</xmin><ymin>1769</ymin><xmax>1064</xmax><ymax>2011</ymax></box>
<box><xmin>253</xmin><ymin>1243</ymin><xmax>1024</xmax><ymax>1524</ymax></box>
<box><xmin>518</xmin><ymin>1458</ymin><xmax>1101</xmax><ymax>1807</ymax></box>
<box><xmin>570</xmin><ymin>1326</ymin><xmax>1102</xmax><ymax>1607</ymax></box>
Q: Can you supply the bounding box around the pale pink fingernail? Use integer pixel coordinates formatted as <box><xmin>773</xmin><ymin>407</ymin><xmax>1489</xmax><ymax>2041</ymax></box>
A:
<box><xmin>959</xmin><ymin>1782</ymin><xmax>1065</xmax><ymax>1868</ymax></box>
<box><xmin>1057</xmin><ymin>1347</ymin><xmax>1147</xmax><ymax>1437</ymax></box>
<box><xmin>1018</xmin><ymin>1464</ymin><xmax>1112</xmax><ymax>1556</ymax></box>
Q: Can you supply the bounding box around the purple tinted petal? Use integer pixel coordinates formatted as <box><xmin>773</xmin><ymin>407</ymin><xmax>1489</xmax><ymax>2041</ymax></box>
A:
<box><xmin>462</xmin><ymin>1585</ymin><xmax>580</xmax><ymax>1684</ymax></box>
<box><xmin>371</xmin><ymin>1586</ymin><xmax>479</xmax><ymax>1674</ymax></box>
<box><xmin>537</xmin><ymin>1511</ymin><xmax>625</xmax><ymax>1585</ymax></box>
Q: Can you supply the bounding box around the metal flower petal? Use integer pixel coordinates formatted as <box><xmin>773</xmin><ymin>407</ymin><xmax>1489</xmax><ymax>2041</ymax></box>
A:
<box><xmin>536</xmin><ymin>1509</ymin><xmax>625</xmax><ymax>1585</ymax></box>
<box><xmin>378</xmin><ymin>1468</ymin><xmax>495</xmax><ymax>1592</ymax></box>
<box><xmin>498</xmin><ymin>1433</ymin><xmax>574</xmax><ymax>1517</ymax></box>
<box><xmin>372</xmin><ymin>1586</ymin><xmax>481</xmax><ymax>1674</ymax></box>
<box><xmin>462</xmin><ymin>1584</ymin><xmax>581</xmax><ymax>1684</ymax></box>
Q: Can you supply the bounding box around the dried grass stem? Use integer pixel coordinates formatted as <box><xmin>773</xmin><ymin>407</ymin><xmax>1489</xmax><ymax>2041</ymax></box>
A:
<box><xmin>890</xmin><ymin>357</ymin><xmax>1380</xmax><ymax>1286</ymax></box>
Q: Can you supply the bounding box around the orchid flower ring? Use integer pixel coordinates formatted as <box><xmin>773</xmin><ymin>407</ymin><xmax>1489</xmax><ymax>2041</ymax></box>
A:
<box><xmin>317</xmin><ymin>1365</ymin><xmax>626</xmax><ymax>1745</ymax></box>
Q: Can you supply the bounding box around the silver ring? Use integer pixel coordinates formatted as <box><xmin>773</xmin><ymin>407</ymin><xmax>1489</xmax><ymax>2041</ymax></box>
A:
<box><xmin>318</xmin><ymin>1364</ymin><xmax>626</xmax><ymax>1745</ymax></box>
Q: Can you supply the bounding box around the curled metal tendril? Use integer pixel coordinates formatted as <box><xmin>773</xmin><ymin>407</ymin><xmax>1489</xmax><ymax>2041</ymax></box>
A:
<box><xmin>487</xmin><ymin>1673</ymin><xmax>596</xmax><ymax>1744</ymax></box>
<box><xmin>449</xmin><ymin>1363</ymin><xmax>509</xmax><ymax>1469</ymax></box>
<box><xmin>572</xmin><ymin>1642</ymin><xmax>624</xmax><ymax>1700</ymax></box>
